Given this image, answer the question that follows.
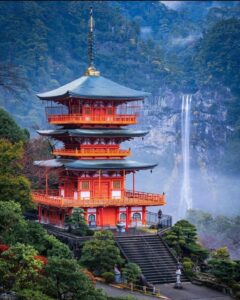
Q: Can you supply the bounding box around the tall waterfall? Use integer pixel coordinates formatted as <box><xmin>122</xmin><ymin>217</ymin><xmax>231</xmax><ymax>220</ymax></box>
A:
<box><xmin>179</xmin><ymin>94</ymin><xmax>192</xmax><ymax>219</ymax></box>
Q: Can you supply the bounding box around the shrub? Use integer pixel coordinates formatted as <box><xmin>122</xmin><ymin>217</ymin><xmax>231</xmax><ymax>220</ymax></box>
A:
<box><xmin>102</xmin><ymin>272</ymin><xmax>115</xmax><ymax>283</ymax></box>
<box><xmin>122</xmin><ymin>263</ymin><xmax>141</xmax><ymax>284</ymax></box>
<box><xmin>183</xmin><ymin>257</ymin><xmax>194</xmax><ymax>277</ymax></box>
<box><xmin>232</xmin><ymin>283</ymin><xmax>240</xmax><ymax>292</ymax></box>
<box><xmin>80</xmin><ymin>230</ymin><xmax>123</xmax><ymax>275</ymax></box>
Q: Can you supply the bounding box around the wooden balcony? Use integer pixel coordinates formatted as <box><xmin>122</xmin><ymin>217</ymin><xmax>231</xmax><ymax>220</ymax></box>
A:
<box><xmin>32</xmin><ymin>190</ymin><xmax>165</xmax><ymax>208</ymax></box>
<box><xmin>52</xmin><ymin>148</ymin><xmax>131</xmax><ymax>158</ymax></box>
<box><xmin>48</xmin><ymin>114</ymin><xmax>137</xmax><ymax>125</ymax></box>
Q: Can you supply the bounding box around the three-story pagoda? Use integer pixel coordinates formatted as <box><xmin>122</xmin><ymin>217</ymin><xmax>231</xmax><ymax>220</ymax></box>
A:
<box><xmin>32</xmin><ymin>8</ymin><xmax>165</xmax><ymax>228</ymax></box>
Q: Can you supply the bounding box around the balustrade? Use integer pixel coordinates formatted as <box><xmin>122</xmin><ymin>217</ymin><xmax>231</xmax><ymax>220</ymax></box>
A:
<box><xmin>32</xmin><ymin>190</ymin><xmax>165</xmax><ymax>208</ymax></box>
<box><xmin>53</xmin><ymin>148</ymin><xmax>131</xmax><ymax>157</ymax></box>
<box><xmin>47</xmin><ymin>114</ymin><xmax>137</xmax><ymax>125</ymax></box>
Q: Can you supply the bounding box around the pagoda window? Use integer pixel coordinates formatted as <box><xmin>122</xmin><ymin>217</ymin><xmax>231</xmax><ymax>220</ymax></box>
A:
<box><xmin>119</xmin><ymin>213</ymin><xmax>126</xmax><ymax>221</ymax></box>
<box><xmin>84</xmin><ymin>107</ymin><xmax>91</xmax><ymax>115</ymax></box>
<box><xmin>107</xmin><ymin>107</ymin><xmax>113</xmax><ymax>115</ymax></box>
<box><xmin>88</xmin><ymin>214</ymin><xmax>96</xmax><ymax>222</ymax></box>
<box><xmin>82</xmin><ymin>181</ymin><xmax>90</xmax><ymax>190</ymax></box>
<box><xmin>132</xmin><ymin>212</ymin><xmax>141</xmax><ymax>221</ymax></box>
<box><xmin>113</xmin><ymin>180</ymin><xmax>121</xmax><ymax>189</ymax></box>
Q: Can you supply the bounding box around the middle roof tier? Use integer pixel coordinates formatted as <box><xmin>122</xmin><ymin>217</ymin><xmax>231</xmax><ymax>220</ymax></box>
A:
<box><xmin>37</xmin><ymin>128</ymin><xmax>149</xmax><ymax>139</ymax></box>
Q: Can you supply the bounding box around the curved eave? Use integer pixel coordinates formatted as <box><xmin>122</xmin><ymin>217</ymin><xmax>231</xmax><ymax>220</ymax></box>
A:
<box><xmin>37</xmin><ymin>129</ymin><xmax>149</xmax><ymax>138</ymax></box>
<box><xmin>37</xmin><ymin>93</ymin><xmax>148</xmax><ymax>102</ymax></box>
<box><xmin>34</xmin><ymin>159</ymin><xmax>157</xmax><ymax>171</ymax></box>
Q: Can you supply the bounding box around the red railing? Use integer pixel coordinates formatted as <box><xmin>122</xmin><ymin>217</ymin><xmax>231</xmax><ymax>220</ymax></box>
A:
<box><xmin>47</xmin><ymin>114</ymin><xmax>137</xmax><ymax>125</ymax></box>
<box><xmin>32</xmin><ymin>190</ymin><xmax>165</xmax><ymax>208</ymax></box>
<box><xmin>53</xmin><ymin>148</ymin><xmax>131</xmax><ymax>157</ymax></box>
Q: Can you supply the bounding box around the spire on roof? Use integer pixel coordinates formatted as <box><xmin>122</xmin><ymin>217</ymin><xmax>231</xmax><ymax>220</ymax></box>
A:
<box><xmin>84</xmin><ymin>7</ymin><xmax>100</xmax><ymax>77</ymax></box>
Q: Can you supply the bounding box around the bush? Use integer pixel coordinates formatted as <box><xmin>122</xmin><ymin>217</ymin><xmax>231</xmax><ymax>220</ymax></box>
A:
<box><xmin>102</xmin><ymin>272</ymin><xmax>115</xmax><ymax>283</ymax></box>
<box><xmin>86</xmin><ymin>228</ymin><xmax>95</xmax><ymax>236</ymax></box>
<box><xmin>235</xmin><ymin>291</ymin><xmax>240</xmax><ymax>300</ymax></box>
<box><xmin>122</xmin><ymin>263</ymin><xmax>141</xmax><ymax>284</ymax></box>
<box><xmin>80</xmin><ymin>230</ymin><xmax>123</xmax><ymax>275</ymax></box>
<box><xmin>232</xmin><ymin>283</ymin><xmax>240</xmax><ymax>292</ymax></box>
<box><xmin>183</xmin><ymin>257</ymin><xmax>194</xmax><ymax>277</ymax></box>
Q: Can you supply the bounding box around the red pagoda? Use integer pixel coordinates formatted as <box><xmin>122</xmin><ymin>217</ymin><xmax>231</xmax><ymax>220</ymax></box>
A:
<box><xmin>32</xmin><ymin>8</ymin><xmax>165</xmax><ymax>228</ymax></box>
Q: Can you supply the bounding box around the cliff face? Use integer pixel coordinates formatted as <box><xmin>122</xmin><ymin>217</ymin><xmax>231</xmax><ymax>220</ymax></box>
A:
<box><xmin>130</xmin><ymin>87</ymin><xmax>235</xmax><ymax>219</ymax></box>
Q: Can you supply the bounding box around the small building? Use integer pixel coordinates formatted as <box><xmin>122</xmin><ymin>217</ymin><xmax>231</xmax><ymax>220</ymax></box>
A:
<box><xmin>32</xmin><ymin>8</ymin><xmax>165</xmax><ymax>229</ymax></box>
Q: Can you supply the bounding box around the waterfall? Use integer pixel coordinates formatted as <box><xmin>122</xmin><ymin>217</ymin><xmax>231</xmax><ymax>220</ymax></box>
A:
<box><xmin>179</xmin><ymin>94</ymin><xmax>192</xmax><ymax>219</ymax></box>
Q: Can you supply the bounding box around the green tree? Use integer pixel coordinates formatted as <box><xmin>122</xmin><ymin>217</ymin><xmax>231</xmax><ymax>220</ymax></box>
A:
<box><xmin>212</xmin><ymin>247</ymin><xmax>230</xmax><ymax>260</ymax></box>
<box><xmin>195</xmin><ymin>18</ymin><xmax>240</xmax><ymax>96</ymax></box>
<box><xmin>65</xmin><ymin>208</ymin><xmax>89</xmax><ymax>236</ymax></box>
<box><xmin>163</xmin><ymin>220</ymin><xmax>209</xmax><ymax>262</ymax></box>
<box><xmin>0</xmin><ymin>243</ymin><xmax>44</xmax><ymax>292</ymax></box>
<box><xmin>0</xmin><ymin>175</ymin><xmax>32</xmax><ymax>211</ymax></box>
<box><xmin>80</xmin><ymin>230</ymin><xmax>123</xmax><ymax>275</ymax></box>
<box><xmin>16</xmin><ymin>289</ymin><xmax>53</xmax><ymax>300</ymax></box>
<box><xmin>0</xmin><ymin>139</ymin><xmax>23</xmax><ymax>175</ymax></box>
<box><xmin>45</xmin><ymin>257</ymin><xmax>107</xmax><ymax>300</ymax></box>
<box><xmin>208</xmin><ymin>259</ymin><xmax>237</xmax><ymax>284</ymax></box>
<box><xmin>122</xmin><ymin>263</ymin><xmax>141</xmax><ymax>284</ymax></box>
<box><xmin>0</xmin><ymin>108</ymin><xmax>28</xmax><ymax>143</ymax></box>
<box><xmin>0</xmin><ymin>201</ymin><xmax>26</xmax><ymax>241</ymax></box>
<box><xmin>0</xmin><ymin>139</ymin><xmax>32</xmax><ymax>210</ymax></box>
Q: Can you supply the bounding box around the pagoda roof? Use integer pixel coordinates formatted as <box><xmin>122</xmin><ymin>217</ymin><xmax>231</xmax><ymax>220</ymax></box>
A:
<box><xmin>37</xmin><ymin>128</ymin><xmax>149</xmax><ymax>138</ymax></box>
<box><xmin>37</xmin><ymin>75</ymin><xmax>150</xmax><ymax>101</ymax></box>
<box><xmin>34</xmin><ymin>159</ymin><xmax>157</xmax><ymax>171</ymax></box>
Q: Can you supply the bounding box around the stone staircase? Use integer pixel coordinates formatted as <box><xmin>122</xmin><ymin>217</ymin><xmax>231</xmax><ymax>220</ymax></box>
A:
<box><xmin>115</xmin><ymin>234</ymin><xmax>188</xmax><ymax>284</ymax></box>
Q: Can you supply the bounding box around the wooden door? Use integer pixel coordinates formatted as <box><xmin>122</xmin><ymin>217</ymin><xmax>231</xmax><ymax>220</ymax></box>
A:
<box><xmin>93</xmin><ymin>181</ymin><xmax>109</xmax><ymax>200</ymax></box>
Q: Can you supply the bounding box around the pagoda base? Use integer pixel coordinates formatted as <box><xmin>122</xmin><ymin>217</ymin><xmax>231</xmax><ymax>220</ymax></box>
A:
<box><xmin>37</xmin><ymin>205</ymin><xmax>148</xmax><ymax>229</ymax></box>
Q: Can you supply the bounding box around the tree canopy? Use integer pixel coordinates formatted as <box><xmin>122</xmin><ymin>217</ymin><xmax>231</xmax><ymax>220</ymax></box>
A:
<box><xmin>0</xmin><ymin>108</ymin><xmax>28</xmax><ymax>143</ymax></box>
<box><xmin>80</xmin><ymin>230</ymin><xmax>123</xmax><ymax>275</ymax></box>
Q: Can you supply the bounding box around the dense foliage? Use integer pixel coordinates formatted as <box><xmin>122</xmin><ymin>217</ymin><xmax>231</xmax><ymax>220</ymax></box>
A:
<box><xmin>122</xmin><ymin>263</ymin><xmax>141</xmax><ymax>284</ymax></box>
<box><xmin>80</xmin><ymin>230</ymin><xmax>123</xmax><ymax>275</ymax></box>
<box><xmin>0</xmin><ymin>201</ymin><xmax>109</xmax><ymax>299</ymax></box>
<box><xmin>0</xmin><ymin>108</ymin><xmax>28</xmax><ymax>143</ymax></box>
<box><xmin>163</xmin><ymin>220</ymin><xmax>209</xmax><ymax>263</ymax></box>
<box><xmin>65</xmin><ymin>208</ymin><xmax>91</xmax><ymax>236</ymax></box>
<box><xmin>0</xmin><ymin>139</ymin><xmax>32</xmax><ymax>211</ymax></box>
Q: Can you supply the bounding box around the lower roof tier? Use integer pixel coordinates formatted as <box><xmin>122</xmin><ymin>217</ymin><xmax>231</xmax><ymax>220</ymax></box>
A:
<box><xmin>34</xmin><ymin>158</ymin><xmax>157</xmax><ymax>171</ymax></box>
<box><xmin>37</xmin><ymin>128</ymin><xmax>149</xmax><ymax>139</ymax></box>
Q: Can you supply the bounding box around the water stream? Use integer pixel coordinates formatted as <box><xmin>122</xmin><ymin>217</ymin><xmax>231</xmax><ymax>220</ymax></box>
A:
<box><xmin>179</xmin><ymin>94</ymin><xmax>192</xmax><ymax>219</ymax></box>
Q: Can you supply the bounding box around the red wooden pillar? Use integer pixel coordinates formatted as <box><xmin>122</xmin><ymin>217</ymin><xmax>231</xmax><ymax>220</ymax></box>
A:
<box><xmin>132</xmin><ymin>171</ymin><xmax>135</xmax><ymax>196</ymax></box>
<box><xmin>142</xmin><ymin>206</ymin><xmax>146</xmax><ymax>225</ymax></box>
<box><xmin>116</xmin><ymin>207</ymin><xmax>119</xmax><ymax>225</ymax></box>
<box><xmin>45</xmin><ymin>168</ymin><xmax>49</xmax><ymax>195</ymax></box>
<box><xmin>126</xmin><ymin>206</ymin><xmax>131</xmax><ymax>229</ymax></box>
<box><xmin>84</xmin><ymin>208</ymin><xmax>88</xmax><ymax>224</ymax></box>
<box><xmin>100</xmin><ymin>207</ymin><xmax>104</xmax><ymax>227</ymax></box>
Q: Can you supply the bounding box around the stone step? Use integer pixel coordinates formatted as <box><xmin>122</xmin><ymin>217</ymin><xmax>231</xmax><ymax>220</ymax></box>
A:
<box><xmin>116</xmin><ymin>234</ymin><xmax>187</xmax><ymax>284</ymax></box>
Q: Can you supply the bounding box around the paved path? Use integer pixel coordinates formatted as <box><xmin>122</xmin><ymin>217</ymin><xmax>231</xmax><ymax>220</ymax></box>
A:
<box><xmin>96</xmin><ymin>282</ymin><xmax>161</xmax><ymax>300</ymax></box>
<box><xmin>156</xmin><ymin>282</ymin><xmax>233</xmax><ymax>300</ymax></box>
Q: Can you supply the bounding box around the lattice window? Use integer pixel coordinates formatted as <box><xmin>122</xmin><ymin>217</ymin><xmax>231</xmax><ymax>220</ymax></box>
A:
<box><xmin>82</xmin><ymin>181</ymin><xmax>90</xmax><ymax>190</ymax></box>
<box><xmin>107</xmin><ymin>108</ymin><xmax>113</xmax><ymax>115</ymax></box>
<box><xmin>85</xmin><ymin>107</ymin><xmax>91</xmax><ymax>115</ymax></box>
<box><xmin>113</xmin><ymin>180</ymin><xmax>121</xmax><ymax>189</ymax></box>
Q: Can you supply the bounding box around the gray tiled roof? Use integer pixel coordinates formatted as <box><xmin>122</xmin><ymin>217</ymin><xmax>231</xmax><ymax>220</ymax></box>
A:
<box><xmin>37</xmin><ymin>75</ymin><xmax>150</xmax><ymax>100</ymax></box>
<box><xmin>37</xmin><ymin>128</ymin><xmax>149</xmax><ymax>138</ymax></box>
<box><xmin>34</xmin><ymin>159</ymin><xmax>157</xmax><ymax>171</ymax></box>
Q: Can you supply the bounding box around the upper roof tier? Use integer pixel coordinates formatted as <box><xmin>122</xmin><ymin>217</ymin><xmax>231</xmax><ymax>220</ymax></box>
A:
<box><xmin>37</xmin><ymin>75</ymin><xmax>150</xmax><ymax>101</ymax></box>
